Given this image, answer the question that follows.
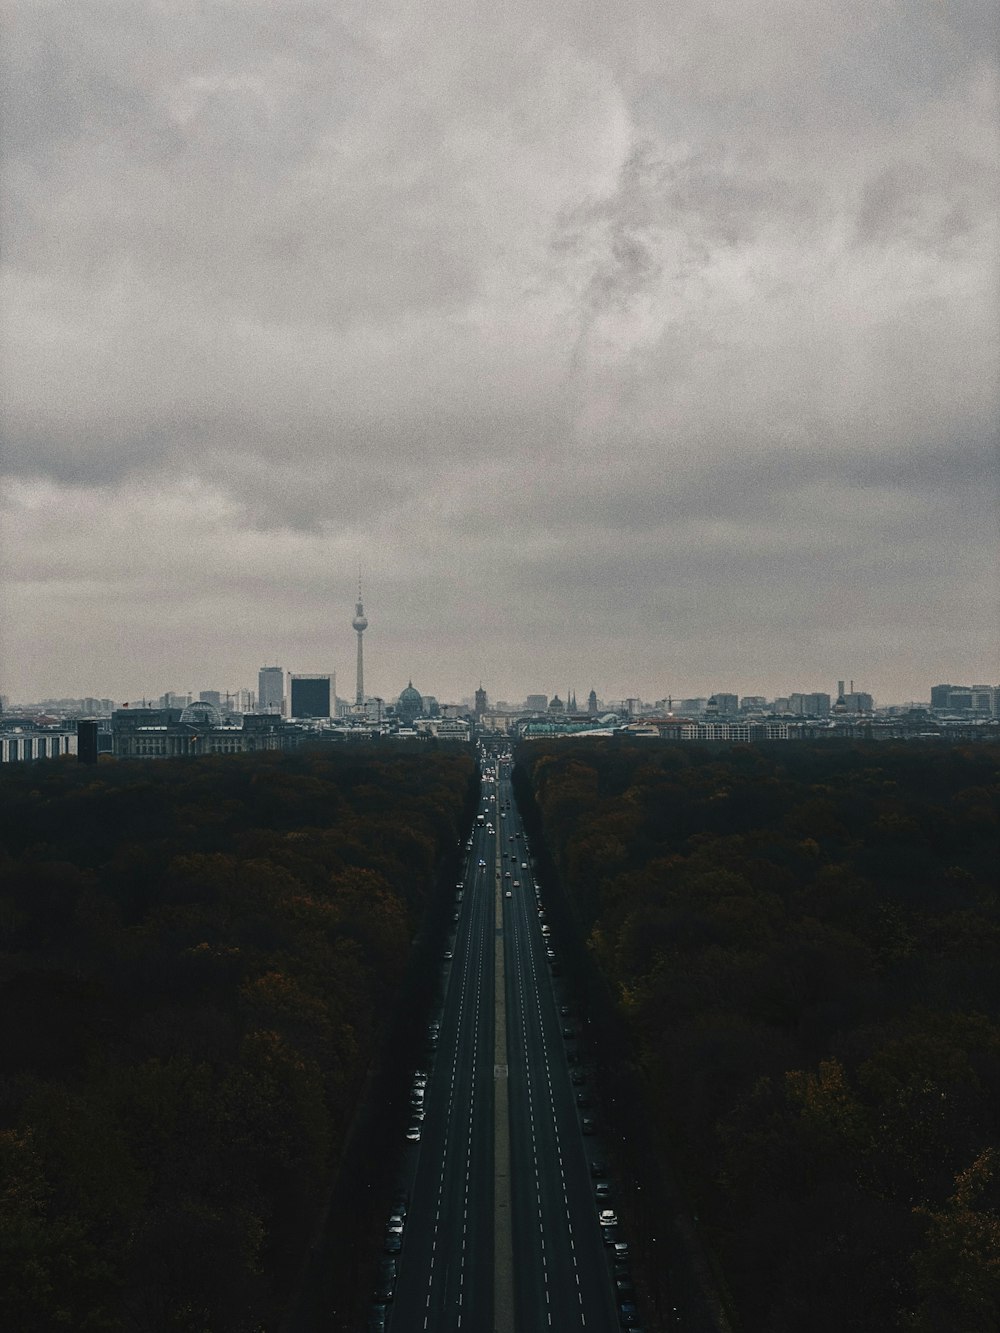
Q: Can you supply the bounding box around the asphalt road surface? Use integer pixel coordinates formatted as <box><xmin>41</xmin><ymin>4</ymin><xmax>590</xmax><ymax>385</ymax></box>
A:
<box><xmin>380</xmin><ymin>753</ymin><xmax>621</xmax><ymax>1333</ymax></box>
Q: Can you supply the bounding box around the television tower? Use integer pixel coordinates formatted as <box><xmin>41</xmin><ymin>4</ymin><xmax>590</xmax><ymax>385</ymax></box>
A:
<box><xmin>352</xmin><ymin>582</ymin><xmax>368</xmax><ymax>705</ymax></box>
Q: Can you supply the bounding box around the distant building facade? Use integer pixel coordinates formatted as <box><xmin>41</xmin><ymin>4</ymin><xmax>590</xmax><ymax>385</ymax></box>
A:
<box><xmin>258</xmin><ymin>666</ymin><xmax>284</xmax><ymax>713</ymax></box>
<box><xmin>396</xmin><ymin>682</ymin><xmax>424</xmax><ymax>726</ymax></box>
<box><xmin>789</xmin><ymin>692</ymin><xmax>831</xmax><ymax>717</ymax></box>
<box><xmin>413</xmin><ymin>717</ymin><xmax>471</xmax><ymax>741</ymax></box>
<box><xmin>111</xmin><ymin>706</ymin><xmax>302</xmax><ymax>758</ymax></box>
<box><xmin>706</xmin><ymin>693</ymin><xmax>739</xmax><ymax>717</ymax></box>
<box><xmin>931</xmin><ymin>684</ymin><xmax>996</xmax><ymax>716</ymax></box>
<box><xmin>0</xmin><ymin>723</ymin><xmax>77</xmax><ymax>762</ymax></box>
<box><xmin>289</xmin><ymin>675</ymin><xmax>333</xmax><ymax>719</ymax></box>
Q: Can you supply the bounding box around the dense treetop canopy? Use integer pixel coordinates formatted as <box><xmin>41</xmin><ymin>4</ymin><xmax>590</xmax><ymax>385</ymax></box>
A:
<box><xmin>520</xmin><ymin>739</ymin><xmax>1000</xmax><ymax>1333</ymax></box>
<box><xmin>0</xmin><ymin>747</ymin><xmax>475</xmax><ymax>1332</ymax></box>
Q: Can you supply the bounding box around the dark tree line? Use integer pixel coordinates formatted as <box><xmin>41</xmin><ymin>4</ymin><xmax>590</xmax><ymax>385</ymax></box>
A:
<box><xmin>519</xmin><ymin>739</ymin><xmax>1000</xmax><ymax>1332</ymax></box>
<box><xmin>0</xmin><ymin>747</ymin><xmax>475</xmax><ymax>1332</ymax></box>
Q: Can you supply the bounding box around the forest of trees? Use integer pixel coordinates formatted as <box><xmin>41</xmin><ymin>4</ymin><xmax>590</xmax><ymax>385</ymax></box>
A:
<box><xmin>0</xmin><ymin>746</ymin><xmax>475</xmax><ymax>1332</ymax></box>
<box><xmin>520</xmin><ymin>739</ymin><xmax>1000</xmax><ymax>1333</ymax></box>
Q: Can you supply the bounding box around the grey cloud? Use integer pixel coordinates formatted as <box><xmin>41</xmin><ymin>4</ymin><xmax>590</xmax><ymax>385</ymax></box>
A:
<box><xmin>1</xmin><ymin>0</ymin><xmax>997</xmax><ymax>703</ymax></box>
<box><xmin>854</xmin><ymin>155</ymin><xmax>995</xmax><ymax>252</ymax></box>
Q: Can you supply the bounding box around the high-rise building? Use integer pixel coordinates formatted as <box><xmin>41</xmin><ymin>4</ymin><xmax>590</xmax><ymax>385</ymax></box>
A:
<box><xmin>352</xmin><ymin>586</ymin><xmax>368</xmax><ymax>706</ymax></box>
<box><xmin>930</xmin><ymin>684</ymin><xmax>953</xmax><ymax>710</ymax></box>
<box><xmin>258</xmin><ymin>666</ymin><xmax>284</xmax><ymax>714</ymax></box>
<box><xmin>474</xmin><ymin>685</ymin><xmax>487</xmax><ymax>716</ymax></box>
<box><xmin>587</xmin><ymin>689</ymin><xmax>598</xmax><ymax>716</ymax></box>
<box><xmin>199</xmin><ymin>690</ymin><xmax>222</xmax><ymax>708</ymax></box>
<box><xmin>289</xmin><ymin>675</ymin><xmax>332</xmax><ymax>718</ymax></box>
<box><xmin>525</xmin><ymin>694</ymin><xmax>548</xmax><ymax>711</ymax></box>
<box><xmin>77</xmin><ymin>720</ymin><xmax>99</xmax><ymax>764</ymax></box>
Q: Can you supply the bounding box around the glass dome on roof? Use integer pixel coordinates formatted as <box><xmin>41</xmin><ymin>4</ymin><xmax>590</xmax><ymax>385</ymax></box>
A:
<box><xmin>180</xmin><ymin>701</ymin><xmax>222</xmax><ymax>727</ymax></box>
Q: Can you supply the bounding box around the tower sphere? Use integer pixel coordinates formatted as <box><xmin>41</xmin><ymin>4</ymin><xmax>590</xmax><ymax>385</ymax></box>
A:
<box><xmin>352</xmin><ymin>610</ymin><xmax>368</xmax><ymax>632</ymax></box>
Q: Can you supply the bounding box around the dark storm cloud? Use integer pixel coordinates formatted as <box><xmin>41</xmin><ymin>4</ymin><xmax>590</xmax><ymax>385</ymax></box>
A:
<box><xmin>1</xmin><ymin>0</ymin><xmax>997</xmax><ymax>702</ymax></box>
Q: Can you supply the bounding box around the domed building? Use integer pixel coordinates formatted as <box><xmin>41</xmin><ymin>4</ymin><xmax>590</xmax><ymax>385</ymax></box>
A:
<box><xmin>396</xmin><ymin>681</ymin><xmax>423</xmax><ymax>726</ymax></box>
<box><xmin>180</xmin><ymin>700</ymin><xmax>222</xmax><ymax>727</ymax></box>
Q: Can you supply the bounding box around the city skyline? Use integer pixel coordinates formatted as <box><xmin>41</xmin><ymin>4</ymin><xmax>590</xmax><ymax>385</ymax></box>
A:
<box><xmin>2</xmin><ymin>3</ymin><xmax>997</xmax><ymax>707</ymax></box>
<box><xmin>0</xmin><ymin>586</ymin><xmax>996</xmax><ymax>711</ymax></box>
<box><xmin>4</xmin><ymin>655</ymin><xmax>997</xmax><ymax>716</ymax></box>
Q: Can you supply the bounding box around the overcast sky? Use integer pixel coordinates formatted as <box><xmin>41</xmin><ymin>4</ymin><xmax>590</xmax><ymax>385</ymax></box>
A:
<box><xmin>2</xmin><ymin>0</ymin><xmax>998</xmax><ymax>707</ymax></box>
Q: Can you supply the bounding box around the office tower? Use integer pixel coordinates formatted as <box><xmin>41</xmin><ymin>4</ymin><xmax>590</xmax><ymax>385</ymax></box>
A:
<box><xmin>258</xmin><ymin>666</ymin><xmax>284</xmax><ymax>714</ymax></box>
<box><xmin>289</xmin><ymin>675</ymin><xmax>332</xmax><ymax>718</ymax></box>
<box><xmin>352</xmin><ymin>585</ymin><xmax>368</xmax><ymax>705</ymax></box>
<box><xmin>199</xmin><ymin>690</ymin><xmax>222</xmax><ymax>708</ymax></box>
<box><xmin>930</xmin><ymin>684</ymin><xmax>953</xmax><ymax>710</ymax></box>
<box><xmin>77</xmin><ymin>720</ymin><xmax>99</xmax><ymax>764</ymax></box>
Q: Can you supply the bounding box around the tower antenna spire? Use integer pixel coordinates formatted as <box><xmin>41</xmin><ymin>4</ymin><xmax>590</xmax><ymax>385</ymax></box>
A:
<box><xmin>352</xmin><ymin>579</ymin><xmax>368</xmax><ymax>706</ymax></box>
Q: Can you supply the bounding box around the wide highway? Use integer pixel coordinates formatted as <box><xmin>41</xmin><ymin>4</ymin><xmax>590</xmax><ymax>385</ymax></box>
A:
<box><xmin>380</xmin><ymin>751</ymin><xmax>620</xmax><ymax>1333</ymax></box>
<box><xmin>499</xmin><ymin>758</ymin><xmax>621</xmax><ymax>1333</ymax></box>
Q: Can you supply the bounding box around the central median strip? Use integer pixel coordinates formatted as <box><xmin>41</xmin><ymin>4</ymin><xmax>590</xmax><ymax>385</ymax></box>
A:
<box><xmin>493</xmin><ymin>835</ymin><xmax>515</xmax><ymax>1332</ymax></box>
